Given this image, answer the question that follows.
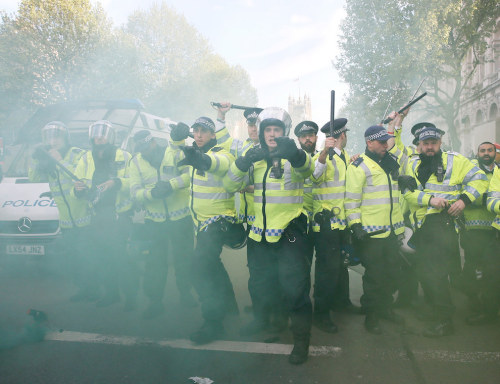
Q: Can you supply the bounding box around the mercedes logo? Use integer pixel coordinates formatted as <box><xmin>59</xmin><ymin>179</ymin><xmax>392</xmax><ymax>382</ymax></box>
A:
<box><xmin>18</xmin><ymin>217</ymin><xmax>33</xmax><ymax>233</ymax></box>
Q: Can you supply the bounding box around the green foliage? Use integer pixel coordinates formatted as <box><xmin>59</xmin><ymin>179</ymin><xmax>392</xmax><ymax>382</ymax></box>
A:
<box><xmin>0</xmin><ymin>0</ymin><xmax>257</xmax><ymax>134</ymax></box>
<box><xmin>336</xmin><ymin>0</ymin><xmax>500</xmax><ymax>151</ymax></box>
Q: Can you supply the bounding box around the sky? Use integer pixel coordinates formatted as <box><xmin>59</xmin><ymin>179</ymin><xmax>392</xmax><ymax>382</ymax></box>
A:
<box><xmin>0</xmin><ymin>0</ymin><xmax>348</xmax><ymax>125</ymax></box>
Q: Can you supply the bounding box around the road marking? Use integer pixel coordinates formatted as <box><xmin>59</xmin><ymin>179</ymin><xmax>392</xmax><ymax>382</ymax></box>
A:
<box><xmin>45</xmin><ymin>331</ymin><xmax>341</xmax><ymax>357</ymax></box>
<box><xmin>45</xmin><ymin>331</ymin><xmax>500</xmax><ymax>363</ymax></box>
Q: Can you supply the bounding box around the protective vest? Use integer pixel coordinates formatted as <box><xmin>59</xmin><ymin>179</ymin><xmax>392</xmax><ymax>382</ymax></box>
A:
<box><xmin>224</xmin><ymin>154</ymin><xmax>314</xmax><ymax>243</ymax></box>
<box><xmin>311</xmin><ymin>149</ymin><xmax>348</xmax><ymax>232</ymax></box>
<box><xmin>74</xmin><ymin>148</ymin><xmax>132</xmax><ymax>214</ymax></box>
<box><xmin>403</xmin><ymin>151</ymin><xmax>488</xmax><ymax>230</ymax></box>
<box><xmin>189</xmin><ymin>145</ymin><xmax>236</xmax><ymax>231</ymax></box>
<box><xmin>29</xmin><ymin>147</ymin><xmax>90</xmax><ymax>228</ymax></box>
<box><xmin>486</xmin><ymin>166</ymin><xmax>500</xmax><ymax>230</ymax></box>
<box><xmin>129</xmin><ymin>140</ymin><xmax>190</xmax><ymax>222</ymax></box>
<box><xmin>463</xmin><ymin>159</ymin><xmax>497</xmax><ymax>230</ymax></box>
<box><xmin>345</xmin><ymin>154</ymin><xmax>405</xmax><ymax>238</ymax></box>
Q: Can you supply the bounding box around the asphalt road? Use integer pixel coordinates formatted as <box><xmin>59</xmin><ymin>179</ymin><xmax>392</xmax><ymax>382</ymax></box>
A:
<box><xmin>1</xmin><ymin>248</ymin><xmax>499</xmax><ymax>384</ymax></box>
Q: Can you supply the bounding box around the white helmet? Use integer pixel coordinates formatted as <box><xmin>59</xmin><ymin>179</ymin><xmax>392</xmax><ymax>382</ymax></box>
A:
<box><xmin>257</xmin><ymin>107</ymin><xmax>292</xmax><ymax>137</ymax></box>
<box><xmin>89</xmin><ymin>120</ymin><xmax>115</xmax><ymax>144</ymax></box>
<box><xmin>41</xmin><ymin>121</ymin><xmax>69</xmax><ymax>146</ymax></box>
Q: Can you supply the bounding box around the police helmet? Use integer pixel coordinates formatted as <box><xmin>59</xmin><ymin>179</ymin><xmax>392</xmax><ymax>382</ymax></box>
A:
<box><xmin>89</xmin><ymin>120</ymin><xmax>115</xmax><ymax>145</ymax></box>
<box><xmin>257</xmin><ymin>107</ymin><xmax>292</xmax><ymax>149</ymax></box>
<box><xmin>41</xmin><ymin>121</ymin><xmax>69</xmax><ymax>146</ymax></box>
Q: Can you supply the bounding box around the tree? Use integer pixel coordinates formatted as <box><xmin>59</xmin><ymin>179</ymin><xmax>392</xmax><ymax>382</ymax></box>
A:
<box><xmin>336</xmin><ymin>0</ymin><xmax>500</xmax><ymax>151</ymax></box>
<box><xmin>0</xmin><ymin>0</ymin><xmax>112</xmax><ymax>130</ymax></box>
<box><xmin>123</xmin><ymin>2</ymin><xmax>257</xmax><ymax>121</ymax></box>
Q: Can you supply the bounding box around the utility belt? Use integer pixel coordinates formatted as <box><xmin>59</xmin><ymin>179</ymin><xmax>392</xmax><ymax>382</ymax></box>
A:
<box><xmin>205</xmin><ymin>218</ymin><xmax>247</xmax><ymax>249</ymax></box>
<box><xmin>281</xmin><ymin>213</ymin><xmax>308</xmax><ymax>243</ymax></box>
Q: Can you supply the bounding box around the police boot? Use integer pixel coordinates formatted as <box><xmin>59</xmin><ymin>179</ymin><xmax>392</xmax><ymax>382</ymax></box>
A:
<box><xmin>190</xmin><ymin>321</ymin><xmax>224</xmax><ymax>344</ymax></box>
<box><xmin>313</xmin><ymin>312</ymin><xmax>338</xmax><ymax>334</ymax></box>
<box><xmin>422</xmin><ymin>320</ymin><xmax>454</xmax><ymax>338</ymax></box>
<box><xmin>142</xmin><ymin>300</ymin><xmax>165</xmax><ymax>320</ymax></box>
<box><xmin>288</xmin><ymin>337</ymin><xmax>310</xmax><ymax>365</ymax></box>
<box><xmin>364</xmin><ymin>314</ymin><xmax>382</xmax><ymax>335</ymax></box>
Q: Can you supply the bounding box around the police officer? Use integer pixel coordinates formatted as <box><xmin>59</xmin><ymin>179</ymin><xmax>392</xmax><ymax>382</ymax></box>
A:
<box><xmin>178</xmin><ymin>116</ymin><xmax>238</xmax><ymax>344</ymax></box>
<box><xmin>29</xmin><ymin>121</ymin><xmax>92</xmax><ymax>301</ymax></box>
<box><xmin>402</xmin><ymin>125</ymin><xmax>488</xmax><ymax>336</ymax></box>
<box><xmin>461</xmin><ymin>142</ymin><xmax>498</xmax><ymax>324</ymax></box>
<box><xmin>224</xmin><ymin>107</ymin><xmax>314</xmax><ymax>365</ymax></box>
<box><xmin>345</xmin><ymin>125</ymin><xmax>406</xmax><ymax>335</ymax></box>
<box><xmin>73</xmin><ymin>120</ymin><xmax>134</xmax><ymax>308</ymax></box>
<box><xmin>129</xmin><ymin>128</ymin><xmax>196</xmax><ymax>318</ymax></box>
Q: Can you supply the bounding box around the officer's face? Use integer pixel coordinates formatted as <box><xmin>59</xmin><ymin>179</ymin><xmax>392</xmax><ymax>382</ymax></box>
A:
<box><xmin>477</xmin><ymin>143</ymin><xmax>496</xmax><ymax>166</ymax></box>
<box><xmin>193</xmin><ymin>126</ymin><xmax>215</xmax><ymax>148</ymax></box>
<box><xmin>298</xmin><ymin>132</ymin><xmax>317</xmax><ymax>154</ymax></box>
<box><xmin>263</xmin><ymin>125</ymin><xmax>284</xmax><ymax>149</ymax></box>
<box><xmin>421</xmin><ymin>138</ymin><xmax>441</xmax><ymax>157</ymax></box>
<box><xmin>247</xmin><ymin>123</ymin><xmax>258</xmax><ymax>143</ymax></box>
<box><xmin>367</xmin><ymin>139</ymin><xmax>388</xmax><ymax>157</ymax></box>
<box><xmin>339</xmin><ymin>132</ymin><xmax>347</xmax><ymax>149</ymax></box>
<box><xmin>93</xmin><ymin>137</ymin><xmax>108</xmax><ymax>145</ymax></box>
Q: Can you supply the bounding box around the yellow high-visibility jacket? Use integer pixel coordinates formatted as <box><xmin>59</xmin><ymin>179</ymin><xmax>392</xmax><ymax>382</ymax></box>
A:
<box><xmin>403</xmin><ymin>151</ymin><xmax>488</xmax><ymax>230</ymax></box>
<box><xmin>129</xmin><ymin>140</ymin><xmax>191</xmax><ymax>222</ymax></box>
<box><xmin>188</xmin><ymin>145</ymin><xmax>236</xmax><ymax>231</ymax></box>
<box><xmin>463</xmin><ymin>159</ymin><xmax>497</xmax><ymax>230</ymax></box>
<box><xmin>224</xmin><ymin>154</ymin><xmax>314</xmax><ymax>243</ymax></box>
<box><xmin>486</xmin><ymin>166</ymin><xmax>500</xmax><ymax>230</ymax></box>
<box><xmin>345</xmin><ymin>153</ymin><xmax>405</xmax><ymax>238</ymax></box>
<box><xmin>311</xmin><ymin>149</ymin><xmax>349</xmax><ymax>232</ymax></box>
<box><xmin>29</xmin><ymin>147</ymin><xmax>90</xmax><ymax>228</ymax></box>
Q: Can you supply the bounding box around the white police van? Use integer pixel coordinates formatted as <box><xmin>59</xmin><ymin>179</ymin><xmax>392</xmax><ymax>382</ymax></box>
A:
<box><xmin>0</xmin><ymin>99</ymin><xmax>174</xmax><ymax>257</ymax></box>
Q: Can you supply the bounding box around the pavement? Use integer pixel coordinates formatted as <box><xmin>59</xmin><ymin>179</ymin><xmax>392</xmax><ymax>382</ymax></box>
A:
<box><xmin>0</xmin><ymin>247</ymin><xmax>499</xmax><ymax>384</ymax></box>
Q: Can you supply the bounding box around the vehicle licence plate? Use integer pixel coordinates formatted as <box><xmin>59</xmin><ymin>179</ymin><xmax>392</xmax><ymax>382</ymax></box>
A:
<box><xmin>6</xmin><ymin>244</ymin><xmax>45</xmax><ymax>255</ymax></box>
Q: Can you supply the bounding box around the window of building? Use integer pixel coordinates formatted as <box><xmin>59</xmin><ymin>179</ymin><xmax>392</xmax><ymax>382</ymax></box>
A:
<box><xmin>490</xmin><ymin>103</ymin><xmax>498</xmax><ymax>120</ymax></box>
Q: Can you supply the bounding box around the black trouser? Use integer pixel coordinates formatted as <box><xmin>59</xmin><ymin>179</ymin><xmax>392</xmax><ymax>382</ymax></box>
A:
<box><xmin>61</xmin><ymin>226</ymin><xmax>88</xmax><ymax>290</ymax></box>
<box><xmin>313</xmin><ymin>229</ymin><xmax>342</xmax><ymax>314</ymax></box>
<box><xmin>248</xmin><ymin>215</ymin><xmax>312</xmax><ymax>341</ymax></box>
<box><xmin>460</xmin><ymin>229</ymin><xmax>495</xmax><ymax>299</ymax></box>
<box><xmin>142</xmin><ymin>216</ymin><xmax>194</xmax><ymax>302</ymax></box>
<box><xmin>415</xmin><ymin>214</ymin><xmax>458</xmax><ymax>321</ymax></box>
<box><xmin>191</xmin><ymin>223</ymin><xmax>236</xmax><ymax>323</ymax></box>
<box><xmin>358</xmin><ymin>234</ymin><xmax>400</xmax><ymax>316</ymax></box>
<box><xmin>461</xmin><ymin>229</ymin><xmax>500</xmax><ymax>316</ymax></box>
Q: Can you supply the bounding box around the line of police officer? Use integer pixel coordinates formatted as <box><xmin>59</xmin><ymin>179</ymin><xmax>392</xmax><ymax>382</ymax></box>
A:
<box><xmin>30</xmin><ymin>104</ymin><xmax>500</xmax><ymax>365</ymax></box>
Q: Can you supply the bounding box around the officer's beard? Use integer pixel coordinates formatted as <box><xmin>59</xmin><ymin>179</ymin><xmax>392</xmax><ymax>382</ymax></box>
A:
<box><xmin>299</xmin><ymin>141</ymin><xmax>316</xmax><ymax>155</ymax></box>
<box><xmin>478</xmin><ymin>155</ymin><xmax>494</xmax><ymax>167</ymax></box>
<box><xmin>92</xmin><ymin>143</ymin><xmax>115</xmax><ymax>160</ymax></box>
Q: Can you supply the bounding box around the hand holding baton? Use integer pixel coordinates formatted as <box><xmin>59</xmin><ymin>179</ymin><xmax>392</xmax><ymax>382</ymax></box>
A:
<box><xmin>381</xmin><ymin>92</ymin><xmax>427</xmax><ymax>124</ymax></box>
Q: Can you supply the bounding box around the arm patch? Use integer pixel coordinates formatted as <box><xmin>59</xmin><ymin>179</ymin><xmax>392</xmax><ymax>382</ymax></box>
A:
<box><xmin>352</xmin><ymin>157</ymin><xmax>364</xmax><ymax>167</ymax></box>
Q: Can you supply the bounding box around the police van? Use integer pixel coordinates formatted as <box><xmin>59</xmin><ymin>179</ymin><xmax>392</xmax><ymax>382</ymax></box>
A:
<box><xmin>0</xmin><ymin>99</ymin><xmax>174</xmax><ymax>258</ymax></box>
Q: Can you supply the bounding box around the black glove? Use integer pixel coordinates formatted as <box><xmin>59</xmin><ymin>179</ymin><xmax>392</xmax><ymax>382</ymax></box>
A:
<box><xmin>169</xmin><ymin>122</ymin><xmax>190</xmax><ymax>141</ymax></box>
<box><xmin>234</xmin><ymin>147</ymin><xmax>265</xmax><ymax>172</ymax></box>
<box><xmin>351</xmin><ymin>223</ymin><xmax>368</xmax><ymax>242</ymax></box>
<box><xmin>397</xmin><ymin>175</ymin><xmax>417</xmax><ymax>193</ymax></box>
<box><xmin>151</xmin><ymin>180</ymin><xmax>173</xmax><ymax>199</ymax></box>
<box><xmin>274</xmin><ymin>137</ymin><xmax>306</xmax><ymax>167</ymax></box>
<box><xmin>32</xmin><ymin>146</ymin><xmax>57</xmax><ymax>173</ymax></box>
<box><xmin>178</xmin><ymin>146</ymin><xmax>212</xmax><ymax>171</ymax></box>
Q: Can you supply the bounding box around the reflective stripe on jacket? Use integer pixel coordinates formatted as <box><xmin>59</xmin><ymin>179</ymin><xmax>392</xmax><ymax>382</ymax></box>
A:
<box><xmin>224</xmin><ymin>154</ymin><xmax>314</xmax><ymax>243</ymax></box>
<box><xmin>345</xmin><ymin>154</ymin><xmax>405</xmax><ymax>238</ymax></box>
<box><xmin>486</xmin><ymin>167</ymin><xmax>500</xmax><ymax>231</ymax></box>
<box><xmin>403</xmin><ymin>151</ymin><xmax>488</xmax><ymax>230</ymax></box>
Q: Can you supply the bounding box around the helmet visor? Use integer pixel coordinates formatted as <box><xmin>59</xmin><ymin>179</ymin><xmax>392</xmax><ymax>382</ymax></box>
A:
<box><xmin>42</xmin><ymin>123</ymin><xmax>67</xmax><ymax>145</ymax></box>
<box><xmin>89</xmin><ymin>122</ymin><xmax>114</xmax><ymax>144</ymax></box>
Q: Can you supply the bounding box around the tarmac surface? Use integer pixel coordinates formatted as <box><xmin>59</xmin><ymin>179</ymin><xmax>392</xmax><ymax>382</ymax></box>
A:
<box><xmin>1</xmin><ymin>247</ymin><xmax>499</xmax><ymax>383</ymax></box>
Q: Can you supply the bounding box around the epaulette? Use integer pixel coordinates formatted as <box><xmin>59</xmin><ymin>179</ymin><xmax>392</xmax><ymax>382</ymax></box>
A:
<box><xmin>352</xmin><ymin>157</ymin><xmax>364</xmax><ymax>167</ymax></box>
<box><xmin>71</xmin><ymin>147</ymin><xmax>85</xmax><ymax>154</ymax></box>
<box><xmin>211</xmin><ymin>146</ymin><xmax>223</xmax><ymax>152</ymax></box>
<box><xmin>388</xmin><ymin>152</ymin><xmax>398</xmax><ymax>161</ymax></box>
